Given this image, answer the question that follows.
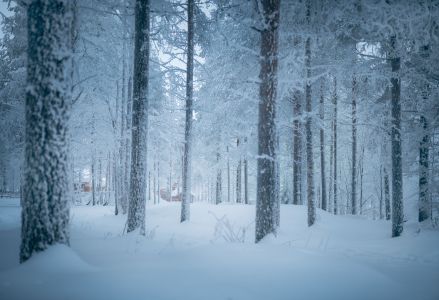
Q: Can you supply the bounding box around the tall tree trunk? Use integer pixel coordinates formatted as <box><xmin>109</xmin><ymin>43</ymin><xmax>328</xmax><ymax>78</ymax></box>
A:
<box><xmin>91</xmin><ymin>113</ymin><xmax>96</xmax><ymax>206</ymax></box>
<box><xmin>216</xmin><ymin>152</ymin><xmax>222</xmax><ymax>204</ymax></box>
<box><xmin>319</xmin><ymin>82</ymin><xmax>327</xmax><ymax>211</ymax></box>
<box><xmin>390</xmin><ymin>36</ymin><xmax>403</xmax><ymax>237</ymax></box>
<box><xmin>384</xmin><ymin>167</ymin><xmax>391</xmax><ymax>220</ymax></box>
<box><xmin>255</xmin><ymin>0</ymin><xmax>280</xmax><ymax>243</ymax></box>
<box><xmin>329</xmin><ymin>118</ymin><xmax>333</xmax><ymax>213</ymax></box>
<box><xmin>113</xmin><ymin>151</ymin><xmax>119</xmax><ymax>215</ymax></box>
<box><xmin>98</xmin><ymin>157</ymin><xmax>102</xmax><ymax>204</ymax></box>
<box><xmin>333</xmin><ymin>77</ymin><xmax>338</xmax><ymax>215</ymax></box>
<box><xmin>124</xmin><ymin>75</ymin><xmax>132</xmax><ymax>208</ymax></box>
<box><xmin>153</xmin><ymin>161</ymin><xmax>157</xmax><ymax>204</ymax></box>
<box><xmin>157</xmin><ymin>160</ymin><xmax>160</xmax><ymax>204</ymax></box>
<box><xmin>380</xmin><ymin>166</ymin><xmax>384</xmax><ymax>219</ymax></box>
<box><xmin>180</xmin><ymin>0</ymin><xmax>194</xmax><ymax>222</ymax></box>
<box><xmin>21</xmin><ymin>0</ymin><xmax>73</xmax><ymax>263</ymax></box>
<box><xmin>244</xmin><ymin>164</ymin><xmax>249</xmax><ymax>204</ymax></box>
<box><xmin>127</xmin><ymin>0</ymin><xmax>150</xmax><ymax>233</ymax></box>
<box><xmin>419</xmin><ymin>115</ymin><xmax>429</xmax><ymax>222</ymax></box>
<box><xmin>351</xmin><ymin>76</ymin><xmax>357</xmax><ymax>214</ymax></box>
<box><xmin>236</xmin><ymin>138</ymin><xmax>242</xmax><ymax>203</ymax></box>
<box><xmin>119</xmin><ymin>10</ymin><xmax>128</xmax><ymax>214</ymax></box>
<box><xmin>293</xmin><ymin>91</ymin><xmax>302</xmax><ymax>205</ymax></box>
<box><xmin>227</xmin><ymin>146</ymin><xmax>230</xmax><ymax>202</ymax></box>
<box><xmin>244</xmin><ymin>137</ymin><xmax>249</xmax><ymax>204</ymax></box>
<box><xmin>304</xmin><ymin>4</ymin><xmax>315</xmax><ymax>226</ymax></box>
<box><xmin>359</xmin><ymin>146</ymin><xmax>364</xmax><ymax>215</ymax></box>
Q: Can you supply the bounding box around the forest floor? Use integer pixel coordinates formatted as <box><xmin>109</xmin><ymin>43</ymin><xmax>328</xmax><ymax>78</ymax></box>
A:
<box><xmin>0</xmin><ymin>197</ymin><xmax>438</xmax><ymax>300</ymax></box>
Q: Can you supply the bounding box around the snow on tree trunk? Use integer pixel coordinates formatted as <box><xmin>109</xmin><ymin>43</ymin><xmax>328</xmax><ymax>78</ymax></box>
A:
<box><xmin>255</xmin><ymin>0</ymin><xmax>280</xmax><ymax>243</ymax></box>
<box><xmin>236</xmin><ymin>138</ymin><xmax>242</xmax><ymax>203</ymax></box>
<box><xmin>304</xmin><ymin>8</ymin><xmax>315</xmax><ymax>226</ymax></box>
<box><xmin>181</xmin><ymin>0</ymin><xmax>195</xmax><ymax>222</ymax></box>
<box><xmin>125</xmin><ymin>75</ymin><xmax>133</xmax><ymax>205</ymax></box>
<box><xmin>127</xmin><ymin>0</ymin><xmax>150</xmax><ymax>233</ymax></box>
<box><xmin>227</xmin><ymin>146</ymin><xmax>230</xmax><ymax>203</ymax></box>
<box><xmin>379</xmin><ymin>166</ymin><xmax>384</xmax><ymax>219</ymax></box>
<box><xmin>319</xmin><ymin>82</ymin><xmax>327</xmax><ymax>211</ymax></box>
<box><xmin>244</xmin><ymin>137</ymin><xmax>249</xmax><ymax>205</ymax></box>
<box><xmin>332</xmin><ymin>77</ymin><xmax>338</xmax><ymax>215</ymax></box>
<box><xmin>216</xmin><ymin>152</ymin><xmax>222</xmax><ymax>205</ymax></box>
<box><xmin>384</xmin><ymin>167</ymin><xmax>391</xmax><ymax>221</ymax></box>
<box><xmin>351</xmin><ymin>76</ymin><xmax>357</xmax><ymax>215</ymax></box>
<box><xmin>390</xmin><ymin>36</ymin><xmax>403</xmax><ymax>238</ymax></box>
<box><xmin>20</xmin><ymin>0</ymin><xmax>73</xmax><ymax>263</ymax></box>
<box><xmin>293</xmin><ymin>90</ymin><xmax>302</xmax><ymax>205</ymax></box>
<box><xmin>418</xmin><ymin>115</ymin><xmax>429</xmax><ymax>222</ymax></box>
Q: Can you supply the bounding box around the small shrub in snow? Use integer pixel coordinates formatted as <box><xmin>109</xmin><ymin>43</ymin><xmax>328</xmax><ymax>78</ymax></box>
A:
<box><xmin>209</xmin><ymin>211</ymin><xmax>252</xmax><ymax>243</ymax></box>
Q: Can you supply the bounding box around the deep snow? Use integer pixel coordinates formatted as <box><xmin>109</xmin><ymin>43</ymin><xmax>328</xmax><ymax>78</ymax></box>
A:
<box><xmin>0</xmin><ymin>197</ymin><xmax>438</xmax><ymax>300</ymax></box>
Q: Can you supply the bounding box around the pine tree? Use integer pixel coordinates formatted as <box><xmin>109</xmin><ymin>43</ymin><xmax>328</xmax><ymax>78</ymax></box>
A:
<box><xmin>418</xmin><ymin>115</ymin><xmax>430</xmax><ymax>222</ymax></box>
<box><xmin>292</xmin><ymin>91</ymin><xmax>302</xmax><ymax>205</ymax></box>
<box><xmin>390</xmin><ymin>36</ymin><xmax>403</xmax><ymax>237</ymax></box>
<box><xmin>319</xmin><ymin>82</ymin><xmax>327</xmax><ymax>211</ymax></box>
<box><xmin>180</xmin><ymin>0</ymin><xmax>195</xmax><ymax>222</ymax></box>
<box><xmin>351</xmin><ymin>76</ymin><xmax>357</xmax><ymax>214</ymax></box>
<box><xmin>332</xmin><ymin>77</ymin><xmax>338</xmax><ymax>215</ymax></box>
<box><xmin>255</xmin><ymin>0</ymin><xmax>281</xmax><ymax>243</ymax></box>
<box><xmin>20</xmin><ymin>0</ymin><xmax>74</xmax><ymax>263</ymax></box>
<box><xmin>305</xmin><ymin>0</ymin><xmax>315</xmax><ymax>227</ymax></box>
<box><xmin>127</xmin><ymin>0</ymin><xmax>150</xmax><ymax>233</ymax></box>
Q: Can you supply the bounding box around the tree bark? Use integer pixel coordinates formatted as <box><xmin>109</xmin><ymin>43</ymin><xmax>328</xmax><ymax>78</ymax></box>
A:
<box><xmin>390</xmin><ymin>36</ymin><xmax>403</xmax><ymax>237</ymax></box>
<box><xmin>216</xmin><ymin>152</ymin><xmax>222</xmax><ymax>204</ymax></box>
<box><xmin>21</xmin><ymin>0</ymin><xmax>73</xmax><ymax>263</ymax></box>
<box><xmin>293</xmin><ymin>91</ymin><xmax>302</xmax><ymax>205</ymax></box>
<box><xmin>351</xmin><ymin>76</ymin><xmax>357</xmax><ymax>214</ymax></box>
<box><xmin>180</xmin><ymin>0</ymin><xmax>194</xmax><ymax>222</ymax></box>
<box><xmin>236</xmin><ymin>138</ymin><xmax>242</xmax><ymax>203</ymax></box>
<box><xmin>127</xmin><ymin>0</ymin><xmax>150</xmax><ymax>233</ymax></box>
<box><xmin>419</xmin><ymin>115</ymin><xmax>429</xmax><ymax>222</ymax></box>
<box><xmin>384</xmin><ymin>167</ymin><xmax>391</xmax><ymax>220</ymax></box>
<box><xmin>319</xmin><ymin>82</ymin><xmax>327</xmax><ymax>211</ymax></box>
<box><xmin>255</xmin><ymin>0</ymin><xmax>280</xmax><ymax>243</ymax></box>
<box><xmin>332</xmin><ymin>77</ymin><xmax>338</xmax><ymax>215</ymax></box>
<box><xmin>304</xmin><ymin>5</ymin><xmax>315</xmax><ymax>226</ymax></box>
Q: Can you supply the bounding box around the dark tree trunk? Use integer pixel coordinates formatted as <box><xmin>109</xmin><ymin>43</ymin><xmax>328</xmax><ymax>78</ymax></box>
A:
<box><xmin>124</xmin><ymin>75</ymin><xmax>132</xmax><ymax>208</ymax></box>
<box><xmin>319</xmin><ymin>82</ymin><xmax>327</xmax><ymax>211</ymax></box>
<box><xmin>180</xmin><ymin>0</ymin><xmax>194</xmax><ymax>222</ymax></box>
<box><xmin>351</xmin><ymin>76</ymin><xmax>357</xmax><ymax>215</ymax></box>
<box><xmin>332</xmin><ymin>77</ymin><xmax>338</xmax><ymax>215</ymax></box>
<box><xmin>216</xmin><ymin>152</ymin><xmax>222</xmax><ymax>205</ymax></box>
<box><xmin>236</xmin><ymin>138</ymin><xmax>242</xmax><ymax>203</ymax></box>
<box><xmin>244</xmin><ymin>157</ymin><xmax>249</xmax><ymax>204</ymax></box>
<box><xmin>21</xmin><ymin>0</ymin><xmax>73</xmax><ymax>263</ymax></box>
<box><xmin>293</xmin><ymin>91</ymin><xmax>302</xmax><ymax>205</ymax></box>
<box><xmin>255</xmin><ymin>0</ymin><xmax>280</xmax><ymax>243</ymax></box>
<box><xmin>127</xmin><ymin>0</ymin><xmax>150</xmax><ymax>233</ymax></box>
<box><xmin>157</xmin><ymin>161</ymin><xmax>160</xmax><ymax>204</ymax></box>
<box><xmin>419</xmin><ymin>115</ymin><xmax>429</xmax><ymax>222</ymax></box>
<box><xmin>390</xmin><ymin>36</ymin><xmax>403</xmax><ymax>237</ymax></box>
<box><xmin>227</xmin><ymin>146</ymin><xmax>230</xmax><ymax>202</ymax></box>
<box><xmin>304</xmin><ymin>4</ymin><xmax>315</xmax><ymax>226</ymax></box>
<box><xmin>384</xmin><ymin>167</ymin><xmax>391</xmax><ymax>220</ymax></box>
<box><xmin>380</xmin><ymin>166</ymin><xmax>384</xmax><ymax>219</ymax></box>
<box><xmin>91</xmin><ymin>112</ymin><xmax>96</xmax><ymax>206</ymax></box>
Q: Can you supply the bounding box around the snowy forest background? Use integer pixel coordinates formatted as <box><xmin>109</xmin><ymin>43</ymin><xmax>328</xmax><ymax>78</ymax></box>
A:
<box><xmin>0</xmin><ymin>0</ymin><xmax>439</xmax><ymax>299</ymax></box>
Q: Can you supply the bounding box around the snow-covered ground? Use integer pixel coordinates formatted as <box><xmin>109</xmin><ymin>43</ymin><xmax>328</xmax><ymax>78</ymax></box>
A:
<box><xmin>1</xmin><ymin>197</ymin><xmax>438</xmax><ymax>300</ymax></box>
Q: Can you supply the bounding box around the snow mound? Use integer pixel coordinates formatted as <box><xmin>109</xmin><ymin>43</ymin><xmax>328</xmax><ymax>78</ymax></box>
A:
<box><xmin>20</xmin><ymin>244</ymin><xmax>96</xmax><ymax>273</ymax></box>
